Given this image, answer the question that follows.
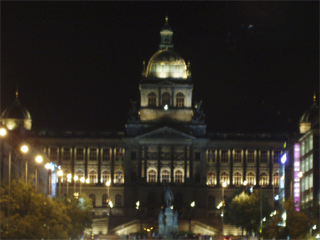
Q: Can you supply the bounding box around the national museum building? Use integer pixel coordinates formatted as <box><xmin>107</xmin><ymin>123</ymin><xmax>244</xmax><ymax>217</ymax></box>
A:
<box><xmin>2</xmin><ymin>18</ymin><xmax>308</xmax><ymax>237</ymax></box>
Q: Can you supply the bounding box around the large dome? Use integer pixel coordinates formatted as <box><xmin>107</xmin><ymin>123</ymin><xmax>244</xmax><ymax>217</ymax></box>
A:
<box><xmin>145</xmin><ymin>49</ymin><xmax>188</xmax><ymax>79</ymax></box>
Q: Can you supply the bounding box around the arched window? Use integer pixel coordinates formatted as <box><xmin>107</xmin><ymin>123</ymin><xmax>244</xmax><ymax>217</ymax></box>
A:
<box><xmin>89</xmin><ymin>170</ymin><xmax>98</xmax><ymax>184</ymax></box>
<box><xmin>260</xmin><ymin>172</ymin><xmax>269</xmax><ymax>186</ymax></box>
<box><xmin>207</xmin><ymin>172</ymin><xmax>216</xmax><ymax>186</ymax></box>
<box><xmin>148</xmin><ymin>92</ymin><xmax>157</xmax><ymax>107</ymax></box>
<box><xmin>162</xmin><ymin>92</ymin><xmax>170</xmax><ymax>106</ymax></box>
<box><xmin>161</xmin><ymin>170</ymin><xmax>170</xmax><ymax>183</ymax></box>
<box><xmin>115</xmin><ymin>194</ymin><xmax>122</xmax><ymax>207</ymax></box>
<box><xmin>174</xmin><ymin>170</ymin><xmax>183</xmax><ymax>183</ymax></box>
<box><xmin>102</xmin><ymin>194</ymin><xmax>108</xmax><ymax>206</ymax></box>
<box><xmin>114</xmin><ymin>170</ymin><xmax>124</xmax><ymax>184</ymax></box>
<box><xmin>233</xmin><ymin>172</ymin><xmax>242</xmax><ymax>186</ymax></box>
<box><xmin>208</xmin><ymin>195</ymin><xmax>216</xmax><ymax>209</ymax></box>
<box><xmin>76</xmin><ymin>170</ymin><xmax>84</xmax><ymax>179</ymax></box>
<box><xmin>247</xmin><ymin>172</ymin><xmax>256</xmax><ymax>185</ymax></box>
<box><xmin>220</xmin><ymin>172</ymin><xmax>229</xmax><ymax>185</ymax></box>
<box><xmin>273</xmin><ymin>172</ymin><xmax>279</xmax><ymax>186</ymax></box>
<box><xmin>89</xmin><ymin>194</ymin><xmax>96</xmax><ymax>207</ymax></box>
<box><xmin>176</xmin><ymin>92</ymin><xmax>185</xmax><ymax>107</ymax></box>
<box><xmin>148</xmin><ymin>170</ymin><xmax>157</xmax><ymax>183</ymax></box>
<box><xmin>101</xmin><ymin>170</ymin><xmax>111</xmax><ymax>184</ymax></box>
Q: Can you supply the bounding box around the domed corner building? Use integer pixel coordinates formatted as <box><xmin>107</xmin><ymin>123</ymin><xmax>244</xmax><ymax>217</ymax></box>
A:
<box><xmin>10</xmin><ymin>17</ymin><xmax>290</xmax><ymax>238</ymax></box>
<box><xmin>294</xmin><ymin>93</ymin><xmax>319</xmax><ymax>220</ymax></box>
<box><xmin>1</xmin><ymin>91</ymin><xmax>32</xmax><ymax>131</ymax></box>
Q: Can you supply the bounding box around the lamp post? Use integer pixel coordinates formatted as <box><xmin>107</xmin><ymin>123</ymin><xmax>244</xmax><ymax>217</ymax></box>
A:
<box><xmin>74</xmin><ymin>175</ymin><xmax>78</xmax><ymax>198</ymax></box>
<box><xmin>80</xmin><ymin>177</ymin><xmax>85</xmax><ymax>195</ymax></box>
<box><xmin>221</xmin><ymin>181</ymin><xmax>227</xmax><ymax>236</ymax></box>
<box><xmin>67</xmin><ymin>174</ymin><xmax>72</xmax><ymax>199</ymax></box>
<box><xmin>35</xmin><ymin>155</ymin><xmax>43</xmax><ymax>192</ymax></box>
<box><xmin>190</xmin><ymin>201</ymin><xmax>195</xmax><ymax>231</ymax></box>
<box><xmin>243</xmin><ymin>180</ymin><xmax>248</xmax><ymax>191</ymax></box>
<box><xmin>57</xmin><ymin>170</ymin><xmax>63</xmax><ymax>198</ymax></box>
<box><xmin>21</xmin><ymin>145</ymin><xmax>29</xmax><ymax>182</ymax></box>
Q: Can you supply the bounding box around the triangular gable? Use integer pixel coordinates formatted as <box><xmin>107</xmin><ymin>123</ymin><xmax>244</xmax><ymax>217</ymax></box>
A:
<box><xmin>136</xmin><ymin>126</ymin><xmax>195</xmax><ymax>140</ymax></box>
<box><xmin>158</xmin><ymin>80</ymin><xmax>175</xmax><ymax>85</ymax></box>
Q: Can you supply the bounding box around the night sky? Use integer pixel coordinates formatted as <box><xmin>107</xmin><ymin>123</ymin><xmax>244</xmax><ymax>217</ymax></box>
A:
<box><xmin>1</xmin><ymin>2</ymin><xmax>319</xmax><ymax>134</ymax></box>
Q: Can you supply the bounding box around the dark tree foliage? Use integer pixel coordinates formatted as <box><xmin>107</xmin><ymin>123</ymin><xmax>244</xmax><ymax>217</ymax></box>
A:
<box><xmin>224</xmin><ymin>189</ymin><xmax>272</xmax><ymax>235</ymax></box>
<box><xmin>0</xmin><ymin>179</ymin><xmax>93</xmax><ymax>239</ymax></box>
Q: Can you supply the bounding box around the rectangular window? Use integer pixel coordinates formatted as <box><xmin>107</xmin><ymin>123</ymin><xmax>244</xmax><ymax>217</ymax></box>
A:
<box><xmin>301</xmin><ymin>142</ymin><xmax>305</xmax><ymax>155</ymax></box>
<box><xmin>131</xmin><ymin>151</ymin><xmax>137</xmax><ymax>160</ymax></box>
<box><xmin>247</xmin><ymin>150</ymin><xmax>255</xmax><ymax>163</ymax></box>
<box><xmin>260</xmin><ymin>151</ymin><xmax>268</xmax><ymax>163</ymax></box>
<box><xmin>207</xmin><ymin>149</ymin><xmax>215</xmax><ymax>163</ymax></box>
<box><xmin>116</xmin><ymin>148</ymin><xmax>123</xmax><ymax>161</ymax></box>
<box><xmin>195</xmin><ymin>152</ymin><xmax>201</xmax><ymax>161</ymax></box>
<box><xmin>49</xmin><ymin>148</ymin><xmax>58</xmax><ymax>161</ymax></box>
<box><xmin>102</xmin><ymin>148</ymin><xmax>110</xmax><ymax>161</ymax></box>
<box><xmin>309</xmin><ymin>135</ymin><xmax>313</xmax><ymax>151</ymax></box>
<box><xmin>62</xmin><ymin>148</ymin><xmax>71</xmax><ymax>161</ymax></box>
<box><xmin>310</xmin><ymin>155</ymin><xmax>313</xmax><ymax>170</ymax></box>
<box><xmin>273</xmin><ymin>151</ymin><xmax>281</xmax><ymax>163</ymax></box>
<box><xmin>89</xmin><ymin>148</ymin><xmax>97</xmax><ymax>161</ymax></box>
<box><xmin>234</xmin><ymin>150</ymin><xmax>242</xmax><ymax>163</ymax></box>
<box><xmin>76</xmin><ymin>148</ymin><xmax>84</xmax><ymax>161</ymax></box>
<box><xmin>306</xmin><ymin>157</ymin><xmax>309</xmax><ymax>172</ymax></box>
<box><xmin>221</xmin><ymin>150</ymin><xmax>229</xmax><ymax>163</ymax></box>
<box><xmin>301</xmin><ymin>159</ymin><xmax>305</xmax><ymax>173</ymax></box>
<box><xmin>131</xmin><ymin>172</ymin><xmax>136</xmax><ymax>182</ymax></box>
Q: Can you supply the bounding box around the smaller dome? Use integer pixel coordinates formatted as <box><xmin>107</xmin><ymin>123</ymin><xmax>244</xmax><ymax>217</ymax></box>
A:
<box><xmin>2</xmin><ymin>99</ymin><xmax>31</xmax><ymax>120</ymax></box>
<box><xmin>145</xmin><ymin>50</ymin><xmax>188</xmax><ymax>79</ymax></box>
<box><xmin>300</xmin><ymin>105</ymin><xmax>318</xmax><ymax>123</ymax></box>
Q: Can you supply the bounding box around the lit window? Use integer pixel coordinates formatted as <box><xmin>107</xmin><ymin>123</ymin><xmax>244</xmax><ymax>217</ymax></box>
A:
<box><xmin>89</xmin><ymin>170</ymin><xmax>98</xmax><ymax>183</ymax></box>
<box><xmin>101</xmin><ymin>170</ymin><xmax>110</xmax><ymax>184</ymax></box>
<box><xmin>259</xmin><ymin>172</ymin><xmax>269</xmax><ymax>186</ymax></box>
<box><xmin>221</xmin><ymin>150</ymin><xmax>229</xmax><ymax>163</ymax></box>
<box><xmin>114</xmin><ymin>170</ymin><xmax>124</xmax><ymax>184</ymax></box>
<box><xmin>260</xmin><ymin>151</ymin><xmax>268</xmax><ymax>163</ymax></box>
<box><xmin>247</xmin><ymin>150</ymin><xmax>255</xmax><ymax>163</ymax></box>
<box><xmin>176</xmin><ymin>92</ymin><xmax>185</xmax><ymax>107</ymax></box>
<box><xmin>116</xmin><ymin>148</ymin><xmax>123</xmax><ymax>161</ymax></box>
<box><xmin>207</xmin><ymin>149</ymin><xmax>216</xmax><ymax>163</ymax></box>
<box><xmin>62</xmin><ymin>148</ymin><xmax>71</xmax><ymax>161</ymax></box>
<box><xmin>220</xmin><ymin>172</ymin><xmax>229</xmax><ymax>185</ymax></box>
<box><xmin>273</xmin><ymin>151</ymin><xmax>281</xmax><ymax>163</ymax></box>
<box><xmin>148</xmin><ymin>92</ymin><xmax>157</xmax><ymax>107</ymax></box>
<box><xmin>207</xmin><ymin>172</ymin><xmax>216</xmax><ymax>186</ymax></box>
<box><xmin>234</xmin><ymin>150</ymin><xmax>242</xmax><ymax>163</ymax></box>
<box><xmin>102</xmin><ymin>148</ymin><xmax>111</xmax><ymax>161</ymax></box>
<box><xmin>309</xmin><ymin>135</ymin><xmax>313</xmax><ymax>151</ymax></box>
<box><xmin>76</xmin><ymin>170</ymin><xmax>84</xmax><ymax>179</ymax></box>
<box><xmin>247</xmin><ymin>172</ymin><xmax>256</xmax><ymax>185</ymax></box>
<box><xmin>76</xmin><ymin>148</ymin><xmax>84</xmax><ymax>161</ymax></box>
<box><xmin>89</xmin><ymin>148</ymin><xmax>97</xmax><ymax>161</ymax></box>
<box><xmin>49</xmin><ymin>148</ymin><xmax>58</xmax><ymax>161</ymax></box>
<box><xmin>174</xmin><ymin>170</ymin><xmax>183</xmax><ymax>183</ymax></box>
<box><xmin>233</xmin><ymin>172</ymin><xmax>242</xmax><ymax>186</ymax></box>
<box><xmin>63</xmin><ymin>169</ymin><xmax>71</xmax><ymax>183</ymax></box>
<box><xmin>148</xmin><ymin>170</ymin><xmax>157</xmax><ymax>183</ymax></box>
<box><xmin>161</xmin><ymin>170</ymin><xmax>170</xmax><ymax>183</ymax></box>
<box><xmin>162</xmin><ymin>92</ymin><xmax>170</xmax><ymax>106</ymax></box>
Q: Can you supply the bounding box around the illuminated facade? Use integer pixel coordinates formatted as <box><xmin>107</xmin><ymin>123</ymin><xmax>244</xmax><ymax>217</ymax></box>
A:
<box><xmin>2</xmin><ymin>18</ymin><xmax>287</xmax><ymax>237</ymax></box>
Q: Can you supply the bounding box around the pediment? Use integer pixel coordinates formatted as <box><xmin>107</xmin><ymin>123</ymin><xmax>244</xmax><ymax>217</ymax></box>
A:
<box><xmin>159</xmin><ymin>80</ymin><xmax>175</xmax><ymax>86</ymax></box>
<box><xmin>137</xmin><ymin>127</ymin><xmax>195</xmax><ymax>140</ymax></box>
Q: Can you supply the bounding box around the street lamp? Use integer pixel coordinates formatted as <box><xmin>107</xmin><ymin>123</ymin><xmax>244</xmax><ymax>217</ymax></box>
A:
<box><xmin>20</xmin><ymin>145</ymin><xmax>29</xmax><ymax>182</ymax></box>
<box><xmin>67</xmin><ymin>174</ymin><xmax>72</xmax><ymax>199</ymax></box>
<box><xmin>57</xmin><ymin>170</ymin><xmax>63</xmax><ymax>198</ymax></box>
<box><xmin>243</xmin><ymin>180</ymin><xmax>248</xmax><ymax>191</ymax></box>
<box><xmin>221</xmin><ymin>181</ymin><xmax>227</xmax><ymax>236</ymax></box>
<box><xmin>106</xmin><ymin>180</ymin><xmax>111</xmax><ymax>202</ymax></box>
<box><xmin>35</xmin><ymin>155</ymin><xmax>43</xmax><ymax>191</ymax></box>
<box><xmin>74</xmin><ymin>175</ymin><xmax>78</xmax><ymax>198</ymax></box>
<box><xmin>80</xmin><ymin>177</ymin><xmax>85</xmax><ymax>195</ymax></box>
<box><xmin>190</xmin><ymin>201</ymin><xmax>195</xmax><ymax>231</ymax></box>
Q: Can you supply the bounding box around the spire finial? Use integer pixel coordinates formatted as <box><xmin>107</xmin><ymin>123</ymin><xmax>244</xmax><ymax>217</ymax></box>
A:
<box><xmin>16</xmin><ymin>85</ymin><xmax>19</xmax><ymax>99</ymax></box>
<box><xmin>165</xmin><ymin>13</ymin><xmax>168</xmax><ymax>23</ymax></box>
<box><xmin>313</xmin><ymin>90</ymin><xmax>317</xmax><ymax>105</ymax></box>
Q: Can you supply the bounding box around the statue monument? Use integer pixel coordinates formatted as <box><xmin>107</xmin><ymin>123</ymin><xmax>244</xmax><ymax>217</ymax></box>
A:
<box><xmin>158</xmin><ymin>186</ymin><xmax>179</xmax><ymax>236</ymax></box>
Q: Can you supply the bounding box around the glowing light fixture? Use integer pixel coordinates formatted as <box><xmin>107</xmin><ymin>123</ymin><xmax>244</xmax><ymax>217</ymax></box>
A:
<box><xmin>281</xmin><ymin>153</ymin><xmax>287</xmax><ymax>164</ymax></box>
<box><xmin>0</xmin><ymin>127</ymin><xmax>7</xmax><ymax>136</ymax></box>
<box><xmin>20</xmin><ymin>145</ymin><xmax>29</xmax><ymax>153</ymax></box>
<box><xmin>35</xmin><ymin>155</ymin><xmax>43</xmax><ymax>163</ymax></box>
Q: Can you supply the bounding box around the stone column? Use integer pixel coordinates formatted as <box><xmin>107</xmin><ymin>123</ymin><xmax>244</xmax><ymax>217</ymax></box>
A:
<box><xmin>98</xmin><ymin>147</ymin><xmax>101</xmax><ymax>184</ymax></box>
<box><xmin>184</xmin><ymin>146</ymin><xmax>188</xmax><ymax>182</ymax></box>
<box><xmin>111</xmin><ymin>148</ymin><xmax>114</xmax><ymax>184</ymax></box>
<box><xmin>144</xmin><ymin>146</ymin><xmax>147</xmax><ymax>181</ymax></box>
<box><xmin>158</xmin><ymin>145</ymin><xmax>161</xmax><ymax>183</ymax></box>
<box><xmin>138</xmin><ymin>146</ymin><xmax>142</xmax><ymax>179</ymax></box>
<box><xmin>171</xmin><ymin>146</ymin><xmax>174</xmax><ymax>183</ymax></box>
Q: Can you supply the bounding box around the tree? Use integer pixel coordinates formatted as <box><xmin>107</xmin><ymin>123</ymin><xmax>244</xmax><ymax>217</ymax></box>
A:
<box><xmin>224</xmin><ymin>189</ymin><xmax>272</xmax><ymax>235</ymax></box>
<box><xmin>267</xmin><ymin>198</ymin><xmax>310</xmax><ymax>239</ymax></box>
<box><xmin>0</xmin><ymin>179</ymin><xmax>92</xmax><ymax>239</ymax></box>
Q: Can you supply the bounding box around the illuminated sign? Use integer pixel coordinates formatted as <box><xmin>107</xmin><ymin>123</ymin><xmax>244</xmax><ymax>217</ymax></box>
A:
<box><xmin>293</xmin><ymin>143</ymin><xmax>301</xmax><ymax>211</ymax></box>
